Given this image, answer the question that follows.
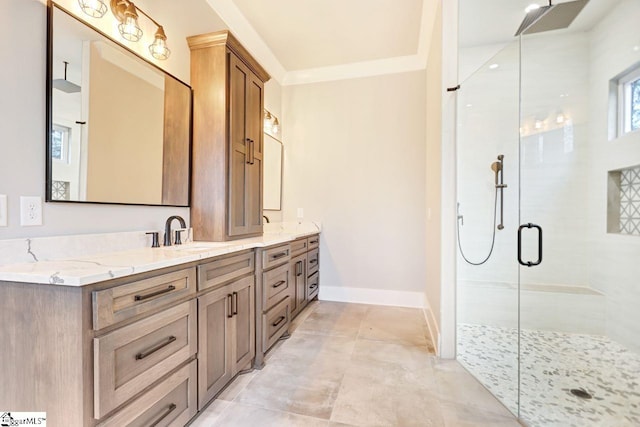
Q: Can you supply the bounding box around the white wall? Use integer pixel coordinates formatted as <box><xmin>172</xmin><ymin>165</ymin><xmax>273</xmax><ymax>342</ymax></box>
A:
<box><xmin>0</xmin><ymin>0</ymin><xmax>239</xmax><ymax>240</ymax></box>
<box><xmin>282</xmin><ymin>71</ymin><xmax>427</xmax><ymax>307</ymax></box>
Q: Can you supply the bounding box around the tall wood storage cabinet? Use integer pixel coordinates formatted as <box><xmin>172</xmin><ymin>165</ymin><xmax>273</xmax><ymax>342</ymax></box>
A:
<box><xmin>188</xmin><ymin>31</ymin><xmax>271</xmax><ymax>241</ymax></box>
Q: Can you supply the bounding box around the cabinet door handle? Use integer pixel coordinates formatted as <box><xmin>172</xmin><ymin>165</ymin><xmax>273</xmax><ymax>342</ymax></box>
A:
<box><xmin>273</xmin><ymin>280</ymin><xmax>286</xmax><ymax>288</ymax></box>
<box><xmin>135</xmin><ymin>336</ymin><xmax>177</xmax><ymax>360</ymax></box>
<box><xmin>148</xmin><ymin>403</ymin><xmax>177</xmax><ymax>427</ymax></box>
<box><xmin>245</xmin><ymin>138</ymin><xmax>252</xmax><ymax>164</ymax></box>
<box><xmin>134</xmin><ymin>285</ymin><xmax>176</xmax><ymax>301</ymax></box>
<box><xmin>272</xmin><ymin>316</ymin><xmax>286</xmax><ymax>328</ymax></box>
<box><xmin>271</xmin><ymin>252</ymin><xmax>288</xmax><ymax>260</ymax></box>
<box><xmin>232</xmin><ymin>291</ymin><xmax>238</xmax><ymax>315</ymax></box>
<box><xmin>296</xmin><ymin>261</ymin><xmax>303</xmax><ymax>277</ymax></box>
<box><xmin>227</xmin><ymin>294</ymin><xmax>233</xmax><ymax>318</ymax></box>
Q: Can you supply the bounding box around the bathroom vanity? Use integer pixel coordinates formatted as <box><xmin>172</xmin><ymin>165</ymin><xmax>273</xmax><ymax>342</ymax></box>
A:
<box><xmin>0</xmin><ymin>225</ymin><xmax>320</xmax><ymax>427</ymax></box>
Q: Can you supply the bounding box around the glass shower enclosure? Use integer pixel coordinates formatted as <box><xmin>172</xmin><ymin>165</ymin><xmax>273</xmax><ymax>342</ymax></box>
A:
<box><xmin>456</xmin><ymin>0</ymin><xmax>640</xmax><ymax>425</ymax></box>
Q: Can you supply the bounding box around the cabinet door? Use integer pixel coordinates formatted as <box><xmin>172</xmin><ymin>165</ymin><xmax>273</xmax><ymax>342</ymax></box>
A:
<box><xmin>289</xmin><ymin>253</ymin><xmax>307</xmax><ymax>318</ymax></box>
<box><xmin>228</xmin><ymin>54</ymin><xmax>249</xmax><ymax>237</ymax></box>
<box><xmin>231</xmin><ymin>275</ymin><xmax>255</xmax><ymax>373</ymax></box>
<box><xmin>246</xmin><ymin>73</ymin><xmax>264</xmax><ymax>235</ymax></box>
<box><xmin>197</xmin><ymin>285</ymin><xmax>233</xmax><ymax>409</ymax></box>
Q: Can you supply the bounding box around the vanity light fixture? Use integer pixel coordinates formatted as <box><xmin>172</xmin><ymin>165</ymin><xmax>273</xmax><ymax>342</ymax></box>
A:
<box><xmin>264</xmin><ymin>109</ymin><xmax>281</xmax><ymax>136</ymax></box>
<box><xmin>78</xmin><ymin>0</ymin><xmax>108</xmax><ymax>18</ymax></box>
<box><xmin>78</xmin><ymin>0</ymin><xmax>171</xmax><ymax>60</ymax></box>
<box><xmin>117</xmin><ymin>1</ymin><xmax>143</xmax><ymax>42</ymax></box>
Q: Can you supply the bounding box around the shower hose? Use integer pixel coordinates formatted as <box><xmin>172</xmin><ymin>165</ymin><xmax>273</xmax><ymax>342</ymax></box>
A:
<box><xmin>457</xmin><ymin>187</ymin><xmax>498</xmax><ymax>266</ymax></box>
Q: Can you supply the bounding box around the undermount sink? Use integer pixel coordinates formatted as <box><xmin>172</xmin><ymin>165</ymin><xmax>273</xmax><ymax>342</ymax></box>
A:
<box><xmin>165</xmin><ymin>242</ymin><xmax>232</xmax><ymax>252</ymax></box>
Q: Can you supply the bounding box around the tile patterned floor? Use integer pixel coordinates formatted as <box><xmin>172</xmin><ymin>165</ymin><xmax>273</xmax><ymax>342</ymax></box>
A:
<box><xmin>190</xmin><ymin>301</ymin><xmax>520</xmax><ymax>427</ymax></box>
<box><xmin>458</xmin><ymin>323</ymin><xmax>640</xmax><ymax>427</ymax></box>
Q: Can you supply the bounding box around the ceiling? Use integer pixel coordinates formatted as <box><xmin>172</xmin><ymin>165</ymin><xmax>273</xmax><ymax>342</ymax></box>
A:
<box><xmin>230</xmin><ymin>0</ymin><xmax>424</xmax><ymax>71</ymax></box>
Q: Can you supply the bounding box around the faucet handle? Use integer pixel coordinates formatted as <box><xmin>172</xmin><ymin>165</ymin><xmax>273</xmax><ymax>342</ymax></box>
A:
<box><xmin>145</xmin><ymin>232</ymin><xmax>160</xmax><ymax>248</ymax></box>
<box><xmin>174</xmin><ymin>229</ymin><xmax>186</xmax><ymax>245</ymax></box>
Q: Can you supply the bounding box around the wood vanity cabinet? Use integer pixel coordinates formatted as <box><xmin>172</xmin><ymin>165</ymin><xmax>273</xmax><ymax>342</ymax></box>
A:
<box><xmin>196</xmin><ymin>251</ymin><xmax>255</xmax><ymax>409</ymax></box>
<box><xmin>253</xmin><ymin>244</ymin><xmax>292</xmax><ymax>368</ymax></box>
<box><xmin>188</xmin><ymin>30</ymin><xmax>271</xmax><ymax>241</ymax></box>
<box><xmin>289</xmin><ymin>235</ymin><xmax>320</xmax><ymax>319</ymax></box>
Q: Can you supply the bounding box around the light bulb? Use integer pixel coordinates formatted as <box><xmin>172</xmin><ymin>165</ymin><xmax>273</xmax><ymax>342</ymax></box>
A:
<box><xmin>149</xmin><ymin>27</ymin><xmax>171</xmax><ymax>60</ymax></box>
<box><xmin>118</xmin><ymin>3</ymin><xmax>142</xmax><ymax>42</ymax></box>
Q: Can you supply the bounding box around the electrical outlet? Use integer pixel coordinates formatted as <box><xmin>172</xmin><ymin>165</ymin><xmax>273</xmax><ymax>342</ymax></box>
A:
<box><xmin>0</xmin><ymin>195</ymin><xmax>7</xmax><ymax>227</ymax></box>
<box><xmin>20</xmin><ymin>196</ymin><xmax>42</xmax><ymax>226</ymax></box>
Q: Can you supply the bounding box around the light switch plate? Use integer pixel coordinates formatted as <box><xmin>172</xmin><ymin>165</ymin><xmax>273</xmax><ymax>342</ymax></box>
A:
<box><xmin>20</xmin><ymin>196</ymin><xmax>42</xmax><ymax>226</ymax></box>
<box><xmin>0</xmin><ymin>195</ymin><xmax>7</xmax><ymax>227</ymax></box>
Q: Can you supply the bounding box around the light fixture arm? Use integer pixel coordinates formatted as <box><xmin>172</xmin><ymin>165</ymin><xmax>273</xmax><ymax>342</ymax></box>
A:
<box><xmin>110</xmin><ymin>0</ymin><xmax>162</xmax><ymax>28</ymax></box>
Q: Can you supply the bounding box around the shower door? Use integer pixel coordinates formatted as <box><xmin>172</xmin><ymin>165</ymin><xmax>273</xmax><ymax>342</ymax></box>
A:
<box><xmin>518</xmin><ymin>1</ymin><xmax>640</xmax><ymax>425</ymax></box>
<box><xmin>455</xmin><ymin>42</ymin><xmax>521</xmax><ymax>416</ymax></box>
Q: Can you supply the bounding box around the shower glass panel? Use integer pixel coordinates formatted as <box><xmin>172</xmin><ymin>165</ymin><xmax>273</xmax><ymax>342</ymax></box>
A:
<box><xmin>519</xmin><ymin>0</ymin><xmax>640</xmax><ymax>425</ymax></box>
<box><xmin>458</xmin><ymin>0</ymin><xmax>640</xmax><ymax>425</ymax></box>
<box><xmin>455</xmin><ymin>42</ymin><xmax>520</xmax><ymax>416</ymax></box>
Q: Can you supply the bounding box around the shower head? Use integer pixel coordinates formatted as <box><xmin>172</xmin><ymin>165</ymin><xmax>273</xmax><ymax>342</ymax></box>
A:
<box><xmin>491</xmin><ymin>161</ymin><xmax>502</xmax><ymax>185</ymax></box>
<box><xmin>53</xmin><ymin>61</ymin><xmax>81</xmax><ymax>94</ymax></box>
<box><xmin>515</xmin><ymin>0</ymin><xmax>589</xmax><ymax>36</ymax></box>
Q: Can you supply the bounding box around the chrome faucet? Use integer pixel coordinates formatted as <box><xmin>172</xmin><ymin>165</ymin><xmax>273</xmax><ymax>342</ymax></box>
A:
<box><xmin>164</xmin><ymin>215</ymin><xmax>186</xmax><ymax>246</ymax></box>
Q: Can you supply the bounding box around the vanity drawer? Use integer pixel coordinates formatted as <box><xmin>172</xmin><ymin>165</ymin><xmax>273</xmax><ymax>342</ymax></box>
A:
<box><xmin>98</xmin><ymin>360</ymin><xmax>197</xmax><ymax>427</ymax></box>
<box><xmin>290</xmin><ymin>237</ymin><xmax>308</xmax><ymax>257</ymax></box>
<box><xmin>307</xmin><ymin>248</ymin><xmax>319</xmax><ymax>277</ymax></box>
<box><xmin>263</xmin><ymin>263</ymin><xmax>290</xmax><ymax>311</ymax></box>
<box><xmin>262</xmin><ymin>296</ymin><xmax>290</xmax><ymax>353</ymax></box>
<box><xmin>307</xmin><ymin>272</ymin><xmax>319</xmax><ymax>301</ymax></box>
<box><xmin>94</xmin><ymin>300</ymin><xmax>197</xmax><ymax>419</ymax></box>
<box><xmin>93</xmin><ymin>268</ymin><xmax>196</xmax><ymax>330</ymax></box>
<box><xmin>262</xmin><ymin>244</ymin><xmax>291</xmax><ymax>270</ymax></box>
<box><xmin>197</xmin><ymin>251</ymin><xmax>254</xmax><ymax>292</ymax></box>
<box><xmin>307</xmin><ymin>235</ymin><xmax>320</xmax><ymax>250</ymax></box>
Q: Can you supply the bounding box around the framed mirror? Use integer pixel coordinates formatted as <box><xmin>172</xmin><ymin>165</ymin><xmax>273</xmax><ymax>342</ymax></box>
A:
<box><xmin>47</xmin><ymin>3</ymin><xmax>192</xmax><ymax>206</ymax></box>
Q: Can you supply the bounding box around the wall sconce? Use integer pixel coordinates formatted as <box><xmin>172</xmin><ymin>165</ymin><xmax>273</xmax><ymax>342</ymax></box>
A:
<box><xmin>76</xmin><ymin>0</ymin><xmax>171</xmax><ymax>60</ymax></box>
<box><xmin>264</xmin><ymin>109</ymin><xmax>281</xmax><ymax>138</ymax></box>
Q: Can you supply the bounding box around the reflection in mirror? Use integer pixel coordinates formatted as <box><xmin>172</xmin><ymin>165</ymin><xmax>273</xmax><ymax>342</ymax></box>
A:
<box><xmin>48</xmin><ymin>4</ymin><xmax>191</xmax><ymax>206</ymax></box>
<box><xmin>263</xmin><ymin>134</ymin><xmax>282</xmax><ymax>210</ymax></box>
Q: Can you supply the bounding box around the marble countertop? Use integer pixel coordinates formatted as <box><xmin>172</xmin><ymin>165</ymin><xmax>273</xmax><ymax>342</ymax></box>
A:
<box><xmin>0</xmin><ymin>222</ymin><xmax>320</xmax><ymax>286</ymax></box>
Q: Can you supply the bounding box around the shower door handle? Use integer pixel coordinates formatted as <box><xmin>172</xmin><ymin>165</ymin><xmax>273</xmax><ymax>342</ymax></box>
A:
<box><xmin>517</xmin><ymin>223</ymin><xmax>542</xmax><ymax>267</ymax></box>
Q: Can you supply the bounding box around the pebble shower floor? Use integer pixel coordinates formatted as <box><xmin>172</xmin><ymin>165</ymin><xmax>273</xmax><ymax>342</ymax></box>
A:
<box><xmin>457</xmin><ymin>323</ymin><xmax>640</xmax><ymax>426</ymax></box>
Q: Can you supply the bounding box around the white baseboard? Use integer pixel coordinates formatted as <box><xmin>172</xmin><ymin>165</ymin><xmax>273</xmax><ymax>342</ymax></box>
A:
<box><xmin>319</xmin><ymin>286</ymin><xmax>425</xmax><ymax>309</ymax></box>
<box><xmin>422</xmin><ymin>304</ymin><xmax>441</xmax><ymax>356</ymax></box>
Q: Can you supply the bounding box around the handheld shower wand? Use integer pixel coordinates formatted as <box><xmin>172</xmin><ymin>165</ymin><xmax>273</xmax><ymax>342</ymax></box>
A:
<box><xmin>457</xmin><ymin>154</ymin><xmax>507</xmax><ymax>265</ymax></box>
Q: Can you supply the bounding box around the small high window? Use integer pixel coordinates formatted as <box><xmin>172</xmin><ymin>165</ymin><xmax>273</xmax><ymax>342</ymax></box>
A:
<box><xmin>618</xmin><ymin>65</ymin><xmax>640</xmax><ymax>135</ymax></box>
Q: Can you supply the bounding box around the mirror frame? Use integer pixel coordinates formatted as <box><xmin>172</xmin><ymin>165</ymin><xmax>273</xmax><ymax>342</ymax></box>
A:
<box><xmin>46</xmin><ymin>1</ymin><xmax>193</xmax><ymax>207</ymax></box>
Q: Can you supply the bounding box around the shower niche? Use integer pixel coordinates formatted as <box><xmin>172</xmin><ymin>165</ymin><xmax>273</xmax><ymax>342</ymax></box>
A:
<box><xmin>608</xmin><ymin>165</ymin><xmax>640</xmax><ymax>236</ymax></box>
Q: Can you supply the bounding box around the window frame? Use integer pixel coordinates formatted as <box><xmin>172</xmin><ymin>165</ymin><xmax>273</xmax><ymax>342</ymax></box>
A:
<box><xmin>618</xmin><ymin>65</ymin><xmax>640</xmax><ymax>136</ymax></box>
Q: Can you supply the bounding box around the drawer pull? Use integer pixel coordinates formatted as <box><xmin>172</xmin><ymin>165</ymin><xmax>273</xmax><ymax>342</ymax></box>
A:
<box><xmin>134</xmin><ymin>285</ymin><xmax>176</xmax><ymax>301</ymax></box>
<box><xmin>309</xmin><ymin>284</ymin><xmax>318</xmax><ymax>290</ymax></box>
<box><xmin>232</xmin><ymin>291</ymin><xmax>238</xmax><ymax>315</ymax></box>
<box><xmin>272</xmin><ymin>316</ymin><xmax>286</xmax><ymax>328</ymax></box>
<box><xmin>273</xmin><ymin>280</ymin><xmax>286</xmax><ymax>288</ymax></box>
<box><xmin>310</xmin><ymin>259</ymin><xmax>318</xmax><ymax>264</ymax></box>
<box><xmin>310</xmin><ymin>239</ymin><xmax>318</xmax><ymax>244</ymax></box>
<box><xmin>149</xmin><ymin>403</ymin><xmax>177</xmax><ymax>427</ymax></box>
<box><xmin>271</xmin><ymin>252</ymin><xmax>288</xmax><ymax>260</ymax></box>
<box><xmin>228</xmin><ymin>294</ymin><xmax>233</xmax><ymax>318</ymax></box>
<box><xmin>135</xmin><ymin>336</ymin><xmax>177</xmax><ymax>360</ymax></box>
